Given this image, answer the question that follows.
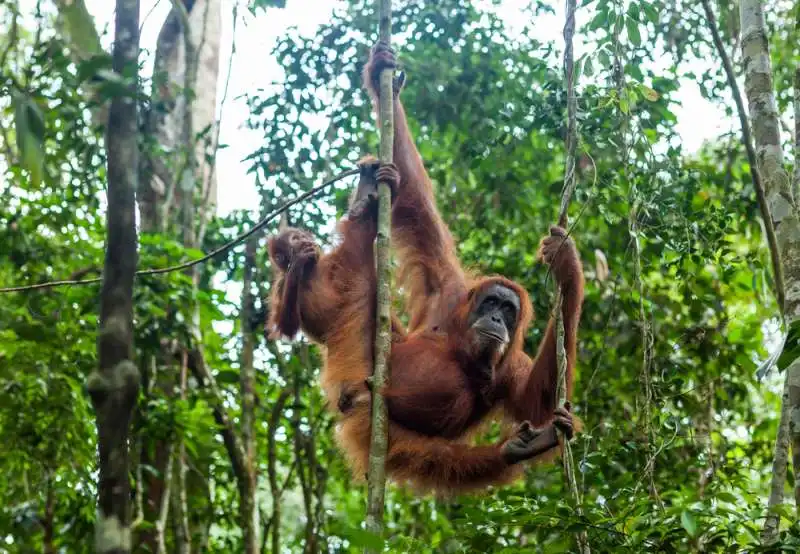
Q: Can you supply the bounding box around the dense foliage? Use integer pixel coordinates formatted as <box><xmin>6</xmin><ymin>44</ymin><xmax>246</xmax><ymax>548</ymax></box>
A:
<box><xmin>0</xmin><ymin>0</ymin><xmax>798</xmax><ymax>552</ymax></box>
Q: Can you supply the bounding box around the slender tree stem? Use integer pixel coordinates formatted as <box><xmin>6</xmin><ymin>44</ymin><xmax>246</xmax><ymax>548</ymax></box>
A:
<box><xmin>365</xmin><ymin>0</ymin><xmax>394</xmax><ymax>548</ymax></box>
<box><xmin>240</xmin><ymin>236</ymin><xmax>260</xmax><ymax>553</ymax></box>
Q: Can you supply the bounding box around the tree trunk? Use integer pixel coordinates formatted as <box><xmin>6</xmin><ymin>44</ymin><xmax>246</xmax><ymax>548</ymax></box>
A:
<box><xmin>701</xmin><ymin>0</ymin><xmax>783</xmax><ymax>308</ymax></box>
<box><xmin>763</xmin><ymin>375</ymin><xmax>790</xmax><ymax>542</ymax></box>
<box><xmin>133</xmin><ymin>3</ymin><xmax>222</xmax><ymax>549</ymax></box>
<box><xmin>240</xmin><ymin>237</ymin><xmax>261</xmax><ymax>554</ymax></box>
<box><xmin>792</xmin><ymin>64</ymin><xmax>800</xmax><ymax>515</ymax></box>
<box><xmin>172</xmin><ymin>354</ymin><xmax>192</xmax><ymax>554</ymax></box>
<box><xmin>739</xmin><ymin>0</ymin><xmax>799</xmax><ymax>536</ymax></box>
<box><xmin>154</xmin><ymin>443</ymin><xmax>175</xmax><ymax>554</ymax></box>
<box><xmin>138</xmin><ymin>0</ymin><xmax>222</xmax><ymax>233</ymax></box>
<box><xmin>266</xmin><ymin>389</ymin><xmax>291</xmax><ymax>554</ymax></box>
<box><xmin>86</xmin><ymin>1</ymin><xmax>141</xmax><ymax>552</ymax></box>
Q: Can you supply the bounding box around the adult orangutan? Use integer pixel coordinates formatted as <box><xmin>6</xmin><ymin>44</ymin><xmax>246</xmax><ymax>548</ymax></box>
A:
<box><xmin>266</xmin><ymin>42</ymin><xmax>585</xmax><ymax>493</ymax></box>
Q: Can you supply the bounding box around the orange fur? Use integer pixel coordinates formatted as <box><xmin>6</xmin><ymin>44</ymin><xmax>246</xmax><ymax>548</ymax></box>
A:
<box><xmin>265</xmin><ymin>44</ymin><xmax>585</xmax><ymax>495</ymax></box>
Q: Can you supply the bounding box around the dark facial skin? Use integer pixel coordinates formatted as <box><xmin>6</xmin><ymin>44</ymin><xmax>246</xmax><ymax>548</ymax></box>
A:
<box><xmin>468</xmin><ymin>284</ymin><xmax>520</xmax><ymax>349</ymax></box>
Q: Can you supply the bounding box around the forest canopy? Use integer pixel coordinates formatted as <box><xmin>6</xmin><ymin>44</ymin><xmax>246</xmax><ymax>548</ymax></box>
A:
<box><xmin>1</xmin><ymin>0</ymin><xmax>799</xmax><ymax>552</ymax></box>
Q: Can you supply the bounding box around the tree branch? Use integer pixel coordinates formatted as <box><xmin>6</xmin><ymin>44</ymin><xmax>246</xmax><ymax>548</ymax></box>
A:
<box><xmin>267</xmin><ymin>388</ymin><xmax>291</xmax><ymax>554</ymax></box>
<box><xmin>186</xmin><ymin>349</ymin><xmax>247</xmax><ymax>487</ymax></box>
<box><xmin>240</xmin><ymin>235</ymin><xmax>260</xmax><ymax>553</ymax></box>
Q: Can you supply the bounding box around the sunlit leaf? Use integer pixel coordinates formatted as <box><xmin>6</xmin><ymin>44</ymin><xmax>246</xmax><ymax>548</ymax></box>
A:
<box><xmin>681</xmin><ymin>510</ymin><xmax>697</xmax><ymax>537</ymax></box>
<box><xmin>11</xmin><ymin>91</ymin><xmax>45</xmax><ymax>187</ymax></box>
<box><xmin>57</xmin><ymin>0</ymin><xmax>102</xmax><ymax>59</ymax></box>
<box><xmin>626</xmin><ymin>18</ymin><xmax>642</xmax><ymax>47</ymax></box>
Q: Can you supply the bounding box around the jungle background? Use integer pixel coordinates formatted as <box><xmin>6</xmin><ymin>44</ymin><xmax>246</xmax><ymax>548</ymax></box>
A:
<box><xmin>1</xmin><ymin>0</ymin><xmax>799</xmax><ymax>552</ymax></box>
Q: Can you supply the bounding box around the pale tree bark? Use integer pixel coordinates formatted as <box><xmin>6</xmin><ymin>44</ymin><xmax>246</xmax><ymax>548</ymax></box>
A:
<box><xmin>738</xmin><ymin>0</ymin><xmax>798</xmax><ymax>542</ymax></box>
<box><xmin>138</xmin><ymin>0</ymin><xmax>222</xmax><ymax>233</ymax></box>
<box><xmin>54</xmin><ymin>0</ymin><xmax>222</xmax><ymax>227</ymax></box>
<box><xmin>701</xmin><ymin>0</ymin><xmax>784</xmax><ymax>308</ymax></box>
<box><xmin>154</xmin><ymin>443</ymin><xmax>174</xmax><ymax>554</ymax></box>
<box><xmin>792</xmin><ymin>61</ymin><xmax>800</xmax><ymax>516</ymax></box>
<box><xmin>85</xmin><ymin>0</ymin><xmax>141</xmax><ymax>552</ymax></box>
<box><xmin>702</xmin><ymin>1</ymin><xmax>789</xmax><ymax>540</ymax></box>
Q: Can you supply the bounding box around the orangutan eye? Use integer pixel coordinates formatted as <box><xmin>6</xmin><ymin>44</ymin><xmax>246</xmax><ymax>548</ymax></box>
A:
<box><xmin>503</xmin><ymin>304</ymin><xmax>516</xmax><ymax>323</ymax></box>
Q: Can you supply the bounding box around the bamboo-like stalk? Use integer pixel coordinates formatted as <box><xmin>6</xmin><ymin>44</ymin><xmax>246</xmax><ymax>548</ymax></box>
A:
<box><xmin>555</xmin><ymin>1</ymin><xmax>589</xmax><ymax>553</ymax></box>
<box><xmin>364</xmin><ymin>0</ymin><xmax>394</xmax><ymax>548</ymax></box>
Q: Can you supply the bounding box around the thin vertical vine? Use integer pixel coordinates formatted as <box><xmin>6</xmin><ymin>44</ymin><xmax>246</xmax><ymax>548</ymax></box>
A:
<box><xmin>610</xmin><ymin>0</ymin><xmax>660</xmax><ymax>508</ymax></box>
<box><xmin>555</xmin><ymin>1</ymin><xmax>589</xmax><ymax>552</ymax></box>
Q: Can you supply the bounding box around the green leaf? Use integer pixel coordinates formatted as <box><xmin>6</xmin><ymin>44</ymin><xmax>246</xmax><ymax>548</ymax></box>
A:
<box><xmin>598</xmin><ymin>49</ymin><xmax>611</xmax><ymax>69</ymax></box>
<box><xmin>588</xmin><ymin>9</ymin><xmax>609</xmax><ymax>31</ymax></box>
<box><xmin>76</xmin><ymin>53</ymin><xmax>114</xmax><ymax>84</ymax></box>
<box><xmin>681</xmin><ymin>510</ymin><xmax>697</xmax><ymax>537</ymax></box>
<box><xmin>215</xmin><ymin>369</ymin><xmax>240</xmax><ymax>384</ymax></box>
<box><xmin>640</xmin><ymin>84</ymin><xmax>659</xmax><ymax>101</ymax></box>
<box><xmin>12</xmin><ymin>91</ymin><xmax>46</xmax><ymax>187</ymax></box>
<box><xmin>584</xmin><ymin>56</ymin><xmax>594</xmax><ymax>77</ymax></box>
<box><xmin>58</xmin><ymin>0</ymin><xmax>102</xmax><ymax>58</ymax></box>
<box><xmin>619</xmin><ymin>94</ymin><xmax>630</xmax><ymax>115</ymax></box>
<box><xmin>626</xmin><ymin>18</ymin><xmax>642</xmax><ymax>47</ymax></box>
<box><xmin>340</xmin><ymin>527</ymin><xmax>384</xmax><ymax>550</ymax></box>
<box><xmin>777</xmin><ymin>319</ymin><xmax>800</xmax><ymax>370</ymax></box>
<box><xmin>643</xmin><ymin>3</ymin><xmax>659</xmax><ymax>23</ymax></box>
<box><xmin>715</xmin><ymin>492</ymin><xmax>738</xmax><ymax>503</ymax></box>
